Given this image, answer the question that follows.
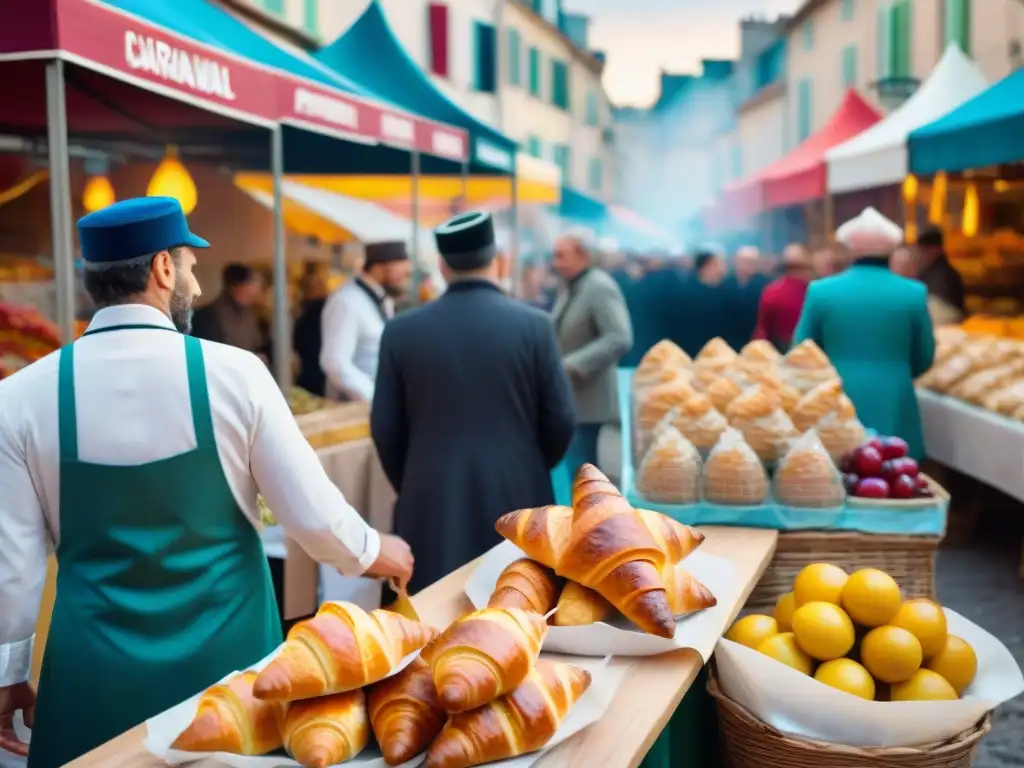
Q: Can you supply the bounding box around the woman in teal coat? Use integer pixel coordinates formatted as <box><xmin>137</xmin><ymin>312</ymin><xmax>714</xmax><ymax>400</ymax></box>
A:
<box><xmin>792</xmin><ymin>208</ymin><xmax>935</xmax><ymax>459</ymax></box>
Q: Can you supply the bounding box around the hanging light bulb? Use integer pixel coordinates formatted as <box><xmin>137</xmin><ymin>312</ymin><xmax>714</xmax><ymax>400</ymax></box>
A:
<box><xmin>928</xmin><ymin>172</ymin><xmax>947</xmax><ymax>225</ymax></box>
<box><xmin>82</xmin><ymin>175</ymin><xmax>116</xmax><ymax>212</ymax></box>
<box><xmin>902</xmin><ymin>174</ymin><xmax>918</xmax><ymax>205</ymax></box>
<box><xmin>147</xmin><ymin>146</ymin><xmax>197</xmax><ymax>214</ymax></box>
<box><xmin>962</xmin><ymin>182</ymin><xmax>980</xmax><ymax>237</ymax></box>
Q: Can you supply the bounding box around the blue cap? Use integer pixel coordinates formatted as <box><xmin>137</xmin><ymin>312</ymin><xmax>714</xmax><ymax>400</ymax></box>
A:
<box><xmin>77</xmin><ymin>197</ymin><xmax>210</xmax><ymax>263</ymax></box>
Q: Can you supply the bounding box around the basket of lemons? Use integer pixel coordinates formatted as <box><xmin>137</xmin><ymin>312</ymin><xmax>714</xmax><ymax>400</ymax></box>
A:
<box><xmin>708</xmin><ymin>564</ymin><xmax>1023</xmax><ymax>768</ymax></box>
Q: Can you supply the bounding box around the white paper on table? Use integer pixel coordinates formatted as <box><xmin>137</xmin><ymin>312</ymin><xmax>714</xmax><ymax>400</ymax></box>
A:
<box><xmin>715</xmin><ymin>608</ymin><xmax>1024</xmax><ymax>748</ymax></box>
<box><xmin>144</xmin><ymin>638</ymin><xmax>423</xmax><ymax>767</ymax></box>
<box><xmin>464</xmin><ymin>540</ymin><xmax>740</xmax><ymax>658</ymax></box>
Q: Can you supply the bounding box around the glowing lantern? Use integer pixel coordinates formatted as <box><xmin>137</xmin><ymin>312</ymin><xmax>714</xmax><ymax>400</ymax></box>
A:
<box><xmin>147</xmin><ymin>146</ymin><xmax>197</xmax><ymax>214</ymax></box>
<box><xmin>82</xmin><ymin>175</ymin><xmax>116</xmax><ymax>212</ymax></box>
<box><xmin>962</xmin><ymin>182</ymin><xmax>979</xmax><ymax>237</ymax></box>
<box><xmin>928</xmin><ymin>172</ymin><xmax>947</xmax><ymax>225</ymax></box>
<box><xmin>902</xmin><ymin>174</ymin><xmax>918</xmax><ymax>204</ymax></box>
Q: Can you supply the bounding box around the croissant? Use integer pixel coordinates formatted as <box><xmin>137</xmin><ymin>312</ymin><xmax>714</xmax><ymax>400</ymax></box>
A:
<box><xmin>427</xmin><ymin>607</ymin><xmax>547</xmax><ymax>714</ymax></box>
<box><xmin>706</xmin><ymin>377</ymin><xmax>743</xmax><ymax>413</ymax></box>
<box><xmin>784</xmin><ymin>339</ymin><xmax>831</xmax><ymax>370</ymax></box>
<box><xmin>791</xmin><ymin>379</ymin><xmax>844</xmax><ymax>432</ymax></box>
<box><xmin>487</xmin><ymin>558</ymin><xmax>562</xmax><ymax>614</ymax></box>
<box><xmin>367</xmin><ymin>657</ymin><xmax>446</xmax><ymax>766</ymax></box>
<box><xmin>725</xmin><ymin>384</ymin><xmax>780</xmax><ymax>422</ymax></box>
<box><xmin>664</xmin><ymin>567</ymin><xmax>718</xmax><ymax>617</ymax></box>
<box><xmin>741</xmin><ymin>340</ymin><xmax>781</xmax><ymax>363</ymax></box>
<box><xmin>283</xmin><ymin>689</ymin><xmax>369</xmax><ymax>768</ymax></box>
<box><xmin>638</xmin><ymin>339</ymin><xmax>692</xmax><ymax>372</ymax></box>
<box><xmin>424</xmin><ymin>660</ymin><xmax>592</xmax><ymax>768</ymax></box>
<box><xmin>253</xmin><ymin>602</ymin><xmax>438</xmax><ymax>701</ymax></box>
<box><xmin>552</xmin><ymin>581</ymin><xmax>612</xmax><ymax>626</ymax></box>
<box><xmin>494</xmin><ymin>505</ymin><xmax>573</xmax><ymax>570</ymax></box>
<box><xmin>171</xmin><ymin>671</ymin><xmax>286</xmax><ymax>755</ymax></box>
<box><xmin>560</xmin><ymin>464</ymin><xmax>676</xmax><ymax>637</ymax></box>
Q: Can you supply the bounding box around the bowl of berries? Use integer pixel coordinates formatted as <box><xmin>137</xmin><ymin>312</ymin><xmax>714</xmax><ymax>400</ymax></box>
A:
<box><xmin>840</xmin><ymin>436</ymin><xmax>949</xmax><ymax>509</ymax></box>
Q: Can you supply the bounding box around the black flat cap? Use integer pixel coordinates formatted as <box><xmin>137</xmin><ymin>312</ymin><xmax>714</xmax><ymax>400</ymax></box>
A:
<box><xmin>364</xmin><ymin>240</ymin><xmax>409</xmax><ymax>266</ymax></box>
<box><xmin>434</xmin><ymin>211</ymin><xmax>497</xmax><ymax>270</ymax></box>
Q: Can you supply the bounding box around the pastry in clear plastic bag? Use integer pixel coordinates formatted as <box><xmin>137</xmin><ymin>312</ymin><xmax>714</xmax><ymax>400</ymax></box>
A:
<box><xmin>782</xmin><ymin>339</ymin><xmax>837</xmax><ymax>392</ymax></box>
<box><xmin>981</xmin><ymin>378</ymin><xmax>1024</xmax><ymax>415</ymax></box>
<box><xmin>695</xmin><ymin>337</ymin><xmax>737</xmax><ymax>372</ymax></box>
<box><xmin>774</xmin><ymin>429</ymin><xmax>846</xmax><ymax>508</ymax></box>
<box><xmin>754</xmin><ymin>370</ymin><xmax>802</xmax><ymax>415</ymax></box>
<box><xmin>706</xmin><ymin>376</ymin><xmax>744</xmax><ymax>413</ymax></box>
<box><xmin>636</xmin><ymin>379</ymin><xmax>696</xmax><ymax>436</ymax></box>
<box><xmin>636</xmin><ymin>425</ymin><xmax>702</xmax><ymax>505</ymax></box>
<box><xmin>635</xmin><ymin>408</ymin><xmax>678</xmax><ymax>463</ymax></box>
<box><xmin>702</xmin><ymin>427</ymin><xmax>768</xmax><ymax>506</ymax></box>
<box><xmin>725</xmin><ymin>384</ymin><xmax>780</xmax><ymax>423</ymax></box>
<box><xmin>672</xmin><ymin>393</ymin><xmax>729</xmax><ymax>454</ymax></box>
<box><xmin>790</xmin><ymin>379</ymin><xmax>844</xmax><ymax>432</ymax></box>
<box><xmin>634</xmin><ymin>340</ymin><xmax>692</xmax><ymax>395</ymax></box>
<box><xmin>740</xmin><ymin>340</ymin><xmax>781</xmax><ymax>364</ymax></box>
<box><xmin>949</xmin><ymin>360</ymin><xmax>1024</xmax><ymax>405</ymax></box>
<box><xmin>816</xmin><ymin>410</ymin><xmax>867</xmax><ymax>462</ymax></box>
<box><xmin>726</xmin><ymin>385</ymin><xmax>798</xmax><ymax>462</ymax></box>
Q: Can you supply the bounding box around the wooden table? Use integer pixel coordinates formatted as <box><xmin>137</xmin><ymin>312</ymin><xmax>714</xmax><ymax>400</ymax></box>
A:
<box><xmin>66</xmin><ymin>526</ymin><xmax>778</xmax><ymax>768</ymax></box>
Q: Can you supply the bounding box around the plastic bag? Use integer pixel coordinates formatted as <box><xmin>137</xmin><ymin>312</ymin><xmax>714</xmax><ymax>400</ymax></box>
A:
<box><xmin>636</xmin><ymin>424</ymin><xmax>702</xmax><ymax>504</ymax></box>
<box><xmin>949</xmin><ymin>360</ymin><xmax>1024</xmax><ymax>405</ymax></box>
<box><xmin>634</xmin><ymin>340</ymin><xmax>692</xmax><ymax>396</ymax></box>
<box><xmin>706</xmin><ymin>376</ymin><xmax>744</xmax><ymax>413</ymax></box>
<box><xmin>634</xmin><ymin>378</ymin><xmax>696</xmax><ymax>455</ymax></box>
<box><xmin>781</xmin><ymin>340</ymin><xmax>837</xmax><ymax>393</ymax></box>
<box><xmin>635</xmin><ymin>407</ymin><xmax>678</xmax><ymax>463</ymax></box>
<box><xmin>815</xmin><ymin>410</ymin><xmax>867</xmax><ymax>462</ymax></box>
<box><xmin>702</xmin><ymin>427</ymin><xmax>768</xmax><ymax>506</ymax></box>
<box><xmin>754</xmin><ymin>370</ymin><xmax>802</xmax><ymax>415</ymax></box>
<box><xmin>774</xmin><ymin>428</ymin><xmax>846</xmax><ymax>509</ymax></box>
<box><xmin>725</xmin><ymin>385</ymin><xmax>799</xmax><ymax>463</ymax></box>
<box><xmin>695</xmin><ymin>337</ymin><xmax>737</xmax><ymax>371</ymax></box>
<box><xmin>790</xmin><ymin>379</ymin><xmax>844</xmax><ymax>432</ymax></box>
<box><xmin>740</xmin><ymin>339</ymin><xmax>781</xmax><ymax>364</ymax></box>
<box><xmin>672</xmin><ymin>393</ymin><xmax>729</xmax><ymax>454</ymax></box>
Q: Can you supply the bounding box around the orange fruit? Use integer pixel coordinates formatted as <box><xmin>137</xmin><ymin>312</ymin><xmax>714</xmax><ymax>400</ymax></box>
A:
<box><xmin>791</xmin><ymin>602</ymin><xmax>856</xmax><ymax>661</ymax></box>
<box><xmin>793</xmin><ymin>563</ymin><xmax>849</xmax><ymax>607</ymax></box>
<box><xmin>814</xmin><ymin>658</ymin><xmax>876</xmax><ymax>700</ymax></box>
<box><xmin>892</xmin><ymin>599</ymin><xmax>948</xmax><ymax>659</ymax></box>
<box><xmin>756</xmin><ymin>632</ymin><xmax>814</xmax><ymax>675</ymax></box>
<box><xmin>775</xmin><ymin>592</ymin><xmax>796</xmax><ymax>632</ymax></box>
<box><xmin>891</xmin><ymin>669</ymin><xmax>958</xmax><ymax>701</ymax></box>
<box><xmin>925</xmin><ymin>635</ymin><xmax>978</xmax><ymax>695</ymax></box>
<box><xmin>841</xmin><ymin>569</ymin><xmax>902</xmax><ymax>627</ymax></box>
<box><xmin>727</xmin><ymin>615</ymin><xmax>778</xmax><ymax>649</ymax></box>
<box><xmin>860</xmin><ymin>625</ymin><xmax>923</xmax><ymax>683</ymax></box>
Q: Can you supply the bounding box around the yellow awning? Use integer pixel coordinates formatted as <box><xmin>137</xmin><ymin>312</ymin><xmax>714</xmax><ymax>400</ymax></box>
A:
<box><xmin>235</xmin><ymin>182</ymin><xmax>353</xmax><ymax>242</ymax></box>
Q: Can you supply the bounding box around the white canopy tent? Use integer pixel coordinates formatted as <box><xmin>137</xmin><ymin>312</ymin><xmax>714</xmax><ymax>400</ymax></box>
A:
<box><xmin>826</xmin><ymin>44</ymin><xmax>987</xmax><ymax>193</ymax></box>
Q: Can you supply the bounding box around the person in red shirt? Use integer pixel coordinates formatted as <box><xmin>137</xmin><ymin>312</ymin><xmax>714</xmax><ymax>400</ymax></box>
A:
<box><xmin>753</xmin><ymin>243</ymin><xmax>814</xmax><ymax>351</ymax></box>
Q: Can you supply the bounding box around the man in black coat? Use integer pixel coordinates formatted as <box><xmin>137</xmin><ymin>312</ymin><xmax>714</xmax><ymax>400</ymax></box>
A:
<box><xmin>370</xmin><ymin>212</ymin><xmax>576</xmax><ymax>593</ymax></box>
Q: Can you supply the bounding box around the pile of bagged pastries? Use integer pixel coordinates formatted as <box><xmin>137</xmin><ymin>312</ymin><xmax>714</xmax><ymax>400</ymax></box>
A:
<box><xmin>168</xmin><ymin>465</ymin><xmax>718</xmax><ymax>767</ymax></box>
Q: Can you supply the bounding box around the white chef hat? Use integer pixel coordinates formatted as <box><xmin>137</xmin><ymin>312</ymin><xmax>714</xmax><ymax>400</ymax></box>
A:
<box><xmin>835</xmin><ymin>207</ymin><xmax>904</xmax><ymax>256</ymax></box>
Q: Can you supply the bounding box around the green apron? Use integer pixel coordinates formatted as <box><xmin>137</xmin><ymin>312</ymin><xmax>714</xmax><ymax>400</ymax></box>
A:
<box><xmin>29</xmin><ymin>326</ymin><xmax>283</xmax><ymax>768</ymax></box>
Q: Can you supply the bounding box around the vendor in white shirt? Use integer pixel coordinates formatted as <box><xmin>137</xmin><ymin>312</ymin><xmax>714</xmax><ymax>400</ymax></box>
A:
<box><xmin>0</xmin><ymin>197</ymin><xmax>413</xmax><ymax>768</ymax></box>
<box><xmin>320</xmin><ymin>241</ymin><xmax>411</xmax><ymax>401</ymax></box>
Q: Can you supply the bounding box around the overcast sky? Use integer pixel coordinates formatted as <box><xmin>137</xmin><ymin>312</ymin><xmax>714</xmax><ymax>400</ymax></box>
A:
<box><xmin>562</xmin><ymin>0</ymin><xmax>804</xmax><ymax>106</ymax></box>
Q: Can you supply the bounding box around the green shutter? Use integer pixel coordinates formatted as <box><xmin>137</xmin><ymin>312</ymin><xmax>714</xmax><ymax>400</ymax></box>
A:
<box><xmin>262</xmin><ymin>0</ymin><xmax>284</xmax><ymax>13</ymax></box>
<box><xmin>797</xmin><ymin>78</ymin><xmax>812</xmax><ymax>141</ymax></box>
<box><xmin>302</xmin><ymin>0</ymin><xmax>317</xmax><ymax>35</ymax></box>
<box><xmin>842</xmin><ymin>0</ymin><xmax>855</xmax><ymax>21</ymax></box>
<box><xmin>526</xmin><ymin>136</ymin><xmax>542</xmax><ymax>158</ymax></box>
<box><xmin>473</xmin><ymin>22</ymin><xmax>497</xmax><ymax>93</ymax></box>
<box><xmin>889</xmin><ymin>1</ymin><xmax>911</xmax><ymax>78</ymax></box>
<box><xmin>551</xmin><ymin>60</ymin><xmax>569</xmax><ymax>110</ymax></box>
<box><xmin>528</xmin><ymin>47</ymin><xmax>542</xmax><ymax>97</ymax></box>
<box><xmin>553</xmin><ymin>145</ymin><xmax>571</xmax><ymax>183</ymax></box>
<box><xmin>507</xmin><ymin>28</ymin><xmax>521</xmax><ymax>86</ymax></box>
<box><xmin>802</xmin><ymin>21</ymin><xmax>814</xmax><ymax>51</ymax></box>
<box><xmin>841</xmin><ymin>45</ymin><xmax>857</xmax><ymax>87</ymax></box>
<box><xmin>945</xmin><ymin>0</ymin><xmax>971</xmax><ymax>55</ymax></box>
<box><xmin>876</xmin><ymin>5</ymin><xmax>891</xmax><ymax>79</ymax></box>
<box><xmin>585</xmin><ymin>91</ymin><xmax>599</xmax><ymax>126</ymax></box>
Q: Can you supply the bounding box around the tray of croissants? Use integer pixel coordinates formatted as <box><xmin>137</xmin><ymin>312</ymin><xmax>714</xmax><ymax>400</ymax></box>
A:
<box><xmin>463</xmin><ymin>463</ymin><xmax>740</xmax><ymax>658</ymax></box>
<box><xmin>146</xmin><ymin>601</ymin><xmax>625</xmax><ymax>768</ymax></box>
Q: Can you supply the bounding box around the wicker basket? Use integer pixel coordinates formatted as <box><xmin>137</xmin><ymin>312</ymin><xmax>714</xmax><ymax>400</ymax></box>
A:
<box><xmin>708</xmin><ymin>672</ymin><xmax>991</xmax><ymax>768</ymax></box>
<box><xmin>745</xmin><ymin>530</ymin><xmax>940</xmax><ymax>612</ymax></box>
<box><xmin>294</xmin><ymin>402</ymin><xmax>370</xmax><ymax>449</ymax></box>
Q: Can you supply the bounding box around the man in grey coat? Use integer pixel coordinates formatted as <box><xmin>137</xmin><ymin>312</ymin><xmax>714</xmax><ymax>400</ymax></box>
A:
<box><xmin>552</xmin><ymin>230</ymin><xmax>634</xmax><ymax>471</ymax></box>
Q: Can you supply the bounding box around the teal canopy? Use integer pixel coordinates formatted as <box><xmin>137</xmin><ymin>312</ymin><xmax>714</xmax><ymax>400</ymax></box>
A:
<box><xmin>314</xmin><ymin>0</ymin><xmax>516</xmax><ymax>174</ymax></box>
<box><xmin>558</xmin><ymin>186</ymin><xmax>608</xmax><ymax>223</ymax></box>
<box><xmin>909</xmin><ymin>68</ymin><xmax>1024</xmax><ymax>173</ymax></box>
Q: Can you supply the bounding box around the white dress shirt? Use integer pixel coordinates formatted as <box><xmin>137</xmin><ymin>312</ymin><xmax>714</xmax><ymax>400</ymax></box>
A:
<box><xmin>319</xmin><ymin>276</ymin><xmax>393</xmax><ymax>402</ymax></box>
<box><xmin>0</xmin><ymin>304</ymin><xmax>380</xmax><ymax>687</ymax></box>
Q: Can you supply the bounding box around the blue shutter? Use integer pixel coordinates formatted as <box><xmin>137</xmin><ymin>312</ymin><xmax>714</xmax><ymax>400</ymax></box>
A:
<box><xmin>473</xmin><ymin>22</ymin><xmax>497</xmax><ymax>93</ymax></box>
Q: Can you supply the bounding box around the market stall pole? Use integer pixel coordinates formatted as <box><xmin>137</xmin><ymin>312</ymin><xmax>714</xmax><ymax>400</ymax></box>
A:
<box><xmin>45</xmin><ymin>59</ymin><xmax>75</xmax><ymax>344</ymax></box>
<box><xmin>64</xmin><ymin>525</ymin><xmax>779</xmax><ymax>767</ymax></box>
<box><xmin>271</xmin><ymin>126</ymin><xmax>289</xmax><ymax>390</ymax></box>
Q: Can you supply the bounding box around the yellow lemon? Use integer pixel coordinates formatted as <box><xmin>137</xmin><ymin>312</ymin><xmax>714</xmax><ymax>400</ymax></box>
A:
<box><xmin>792</xmin><ymin>602</ymin><xmax>856</xmax><ymax>661</ymax></box>
<box><xmin>891</xmin><ymin>669</ymin><xmax>958</xmax><ymax>701</ymax></box>
<box><xmin>774</xmin><ymin>592</ymin><xmax>796</xmax><ymax>632</ymax></box>
<box><xmin>756</xmin><ymin>632</ymin><xmax>814</xmax><ymax>675</ymax></box>
<box><xmin>793</xmin><ymin>563</ymin><xmax>849</xmax><ymax>607</ymax></box>
<box><xmin>892</xmin><ymin>599</ymin><xmax>948</xmax><ymax>659</ymax></box>
<box><xmin>841</xmin><ymin>569</ymin><xmax>903</xmax><ymax>627</ymax></box>
<box><xmin>727</xmin><ymin>614</ymin><xmax>779</xmax><ymax>649</ymax></box>
<box><xmin>925</xmin><ymin>635</ymin><xmax>978</xmax><ymax>695</ymax></box>
<box><xmin>814</xmin><ymin>658</ymin><xmax>876</xmax><ymax>700</ymax></box>
<box><xmin>860</xmin><ymin>625</ymin><xmax>923</xmax><ymax>683</ymax></box>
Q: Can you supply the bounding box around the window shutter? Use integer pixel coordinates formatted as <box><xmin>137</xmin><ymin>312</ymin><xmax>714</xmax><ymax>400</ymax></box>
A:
<box><xmin>551</xmin><ymin>60</ymin><xmax>569</xmax><ymax>110</ymax></box>
<box><xmin>585</xmin><ymin>91</ymin><xmax>598</xmax><ymax>126</ymax></box>
<box><xmin>841</xmin><ymin>45</ymin><xmax>857</xmax><ymax>87</ymax></box>
<box><xmin>528</xmin><ymin>47</ymin><xmax>542</xmax><ymax>97</ymax></box>
<box><xmin>876</xmin><ymin>5</ymin><xmax>891</xmax><ymax>79</ymax></box>
<box><xmin>945</xmin><ymin>0</ymin><xmax>971</xmax><ymax>55</ymax></box>
<box><xmin>473</xmin><ymin>22</ymin><xmax>497</xmax><ymax>93</ymax></box>
<box><xmin>262</xmin><ymin>0</ymin><xmax>284</xmax><ymax>14</ymax></box>
<box><xmin>303</xmin><ymin>0</ymin><xmax>318</xmax><ymax>35</ymax></box>
<box><xmin>428</xmin><ymin>3</ymin><xmax>450</xmax><ymax>77</ymax></box>
<box><xmin>589</xmin><ymin>157</ymin><xmax>603</xmax><ymax>193</ymax></box>
<box><xmin>506</xmin><ymin>28</ymin><xmax>521</xmax><ymax>86</ymax></box>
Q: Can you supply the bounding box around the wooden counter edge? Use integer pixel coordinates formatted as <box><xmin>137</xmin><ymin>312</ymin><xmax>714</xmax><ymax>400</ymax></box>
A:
<box><xmin>65</xmin><ymin>526</ymin><xmax>779</xmax><ymax>768</ymax></box>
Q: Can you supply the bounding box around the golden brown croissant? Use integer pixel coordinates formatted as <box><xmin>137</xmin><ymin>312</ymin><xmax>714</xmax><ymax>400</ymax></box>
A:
<box><xmin>171</xmin><ymin>671</ymin><xmax>286</xmax><ymax>755</ymax></box>
<box><xmin>487</xmin><ymin>558</ymin><xmax>562</xmax><ymax>614</ymax></box>
<box><xmin>425</xmin><ymin>659</ymin><xmax>591</xmax><ymax>768</ymax></box>
<box><xmin>552</xmin><ymin>581</ymin><xmax>612</xmax><ymax>626</ymax></box>
<box><xmin>494</xmin><ymin>505</ymin><xmax>573</xmax><ymax>570</ymax></box>
<box><xmin>663</xmin><ymin>567</ymin><xmax>718</xmax><ymax>617</ymax></box>
<box><xmin>427</xmin><ymin>607</ymin><xmax>547</xmax><ymax>714</ymax></box>
<box><xmin>253</xmin><ymin>602</ymin><xmax>438</xmax><ymax>701</ymax></box>
<box><xmin>559</xmin><ymin>464</ymin><xmax>676</xmax><ymax>637</ymax></box>
<box><xmin>283</xmin><ymin>689</ymin><xmax>369</xmax><ymax>768</ymax></box>
<box><xmin>367</xmin><ymin>657</ymin><xmax>446</xmax><ymax>766</ymax></box>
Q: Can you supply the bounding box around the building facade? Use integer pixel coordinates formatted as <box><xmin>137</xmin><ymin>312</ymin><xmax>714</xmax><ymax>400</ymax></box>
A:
<box><xmin>785</xmin><ymin>0</ymin><xmax>1024</xmax><ymax>149</ymax></box>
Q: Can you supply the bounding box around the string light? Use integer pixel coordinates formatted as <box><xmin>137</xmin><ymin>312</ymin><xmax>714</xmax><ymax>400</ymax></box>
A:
<box><xmin>962</xmin><ymin>182</ymin><xmax>979</xmax><ymax>237</ymax></box>
<box><xmin>147</xmin><ymin>146</ymin><xmax>197</xmax><ymax>214</ymax></box>
<box><xmin>82</xmin><ymin>175</ymin><xmax>116</xmax><ymax>212</ymax></box>
<box><xmin>928</xmin><ymin>172</ymin><xmax>947</xmax><ymax>226</ymax></box>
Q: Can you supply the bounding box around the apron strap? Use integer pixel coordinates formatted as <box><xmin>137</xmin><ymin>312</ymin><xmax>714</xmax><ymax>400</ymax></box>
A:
<box><xmin>58</xmin><ymin>345</ymin><xmax>78</xmax><ymax>462</ymax></box>
<box><xmin>183</xmin><ymin>335</ymin><xmax>216</xmax><ymax>451</ymax></box>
